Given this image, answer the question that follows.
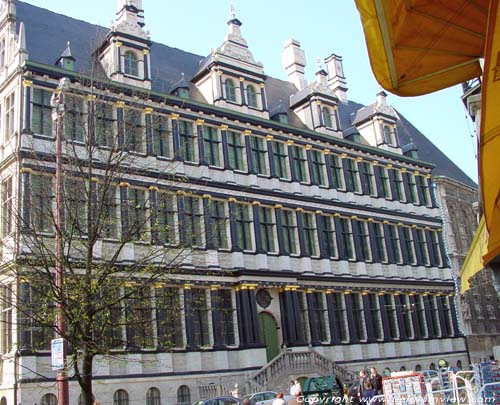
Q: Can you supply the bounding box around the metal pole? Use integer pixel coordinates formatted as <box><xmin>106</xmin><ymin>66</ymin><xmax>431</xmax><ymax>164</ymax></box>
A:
<box><xmin>54</xmin><ymin>78</ymin><xmax>69</xmax><ymax>405</ymax></box>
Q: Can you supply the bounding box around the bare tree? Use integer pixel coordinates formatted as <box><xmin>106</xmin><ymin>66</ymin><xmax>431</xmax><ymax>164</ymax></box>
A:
<box><xmin>1</xmin><ymin>69</ymin><xmax>217</xmax><ymax>404</ymax></box>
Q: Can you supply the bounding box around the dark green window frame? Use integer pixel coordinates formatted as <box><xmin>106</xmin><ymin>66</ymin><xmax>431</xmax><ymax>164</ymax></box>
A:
<box><xmin>310</xmin><ymin>150</ymin><xmax>326</xmax><ymax>186</ymax></box>
<box><xmin>227</xmin><ymin>131</ymin><xmax>245</xmax><ymax>171</ymax></box>
<box><xmin>32</xmin><ymin>88</ymin><xmax>52</xmax><ymax>136</ymax></box>
<box><xmin>203</xmin><ymin>126</ymin><xmax>221</xmax><ymax>166</ymax></box>
<box><xmin>250</xmin><ymin>136</ymin><xmax>268</xmax><ymax>175</ymax></box>
<box><xmin>290</xmin><ymin>145</ymin><xmax>308</xmax><ymax>183</ymax></box>
<box><xmin>258</xmin><ymin>207</ymin><xmax>275</xmax><ymax>252</ymax></box>
<box><xmin>281</xmin><ymin>210</ymin><xmax>297</xmax><ymax>255</ymax></box>
<box><xmin>179</xmin><ymin>120</ymin><xmax>196</xmax><ymax>162</ymax></box>
<box><xmin>152</xmin><ymin>115</ymin><xmax>170</xmax><ymax>157</ymax></box>
<box><xmin>271</xmin><ymin>141</ymin><xmax>288</xmax><ymax>179</ymax></box>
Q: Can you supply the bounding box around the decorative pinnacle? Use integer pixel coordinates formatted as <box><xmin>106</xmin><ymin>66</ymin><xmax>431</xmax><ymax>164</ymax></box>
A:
<box><xmin>230</xmin><ymin>0</ymin><xmax>236</xmax><ymax>19</ymax></box>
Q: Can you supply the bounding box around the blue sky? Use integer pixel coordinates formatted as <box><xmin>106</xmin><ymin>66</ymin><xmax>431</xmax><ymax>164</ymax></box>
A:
<box><xmin>22</xmin><ymin>0</ymin><xmax>478</xmax><ymax>183</ymax></box>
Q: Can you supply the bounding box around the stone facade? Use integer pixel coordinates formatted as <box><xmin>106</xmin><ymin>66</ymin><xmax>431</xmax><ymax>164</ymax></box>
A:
<box><xmin>0</xmin><ymin>1</ymin><xmax>472</xmax><ymax>404</ymax></box>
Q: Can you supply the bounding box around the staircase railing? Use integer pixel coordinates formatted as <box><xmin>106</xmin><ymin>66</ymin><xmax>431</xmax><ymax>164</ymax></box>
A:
<box><xmin>247</xmin><ymin>349</ymin><xmax>357</xmax><ymax>392</ymax></box>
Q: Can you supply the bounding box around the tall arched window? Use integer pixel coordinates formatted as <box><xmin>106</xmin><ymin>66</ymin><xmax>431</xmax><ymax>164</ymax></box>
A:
<box><xmin>1</xmin><ymin>397</ymin><xmax>7</xmax><ymax>405</ymax></box>
<box><xmin>40</xmin><ymin>394</ymin><xmax>57</xmax><ymax>405</ymax></box>
<box><xmin>225</xmin><ymin>79</ymin><xmax>236</xmax><ymax>102</ymax></box>
<box><xmin>124</xmin><ymin>51</ymin><xmax>138</xmax><ymax>77</ymax></box>
<box><xmin>429</xmin><ymin>362</ymin><xmax>436</xmax><ymax>370</ymax></box>
<box><xmin>415</xmin><ymin>364</ymin><xmax>422</xmax><ymax>371</ymax></box>
<box><xmin>322</xmin><ymin>107</ymin><xmax>333</xmax><ymax>128</ymax></box>
<box><xmin>177</xmin><ymin>385</ymin><xmax>191</xmax><ymax>403</ymax></box>
<box><xmin>146</xmin><ymin>387</ymin><xmax>161</xmax><ymax>405</ymax></box>
<box><xmin>113</xmin><ymin>389</ymin><xmax>129</xmax><ymax>405</ymax></box>
<box><xmin>246</xmin><ymin>85</ymin><xmax>257</xmax><ymax>108</ymax></box>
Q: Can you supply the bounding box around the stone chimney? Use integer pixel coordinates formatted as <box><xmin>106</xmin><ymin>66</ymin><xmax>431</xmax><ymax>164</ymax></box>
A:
<box><xmin>325</xmin><ymin>53</ymin><xmax>348</xmax><ymax>102</ymax></box>
<box><xmin>282</xmin><ymin>39</ymin><xmax>307</xmax><ymax>90</ymax></box>
<box><xmin>376</xmin><ymin>89</ymin><xmax>388</xmax><ymax>108</ymax></box>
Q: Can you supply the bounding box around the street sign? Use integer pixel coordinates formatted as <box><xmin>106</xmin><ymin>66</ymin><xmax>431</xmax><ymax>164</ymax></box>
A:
<box><xmin>51</xmin><ymin>338</ymin><xmax>65</xmax><ymax>370</ymax></box>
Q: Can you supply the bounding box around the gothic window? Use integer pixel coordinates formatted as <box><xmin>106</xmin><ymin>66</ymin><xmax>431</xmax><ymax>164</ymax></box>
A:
<box><xmin>124</xmin><ymin>51</ymin><xmax>138</xmax><ymax>77</ymax></box>
<box><xmin>247</xmin><ymin>85</ymin><xmax>258</xmax><ymax>108</ymax></box>
<box><xmin>113</xmin><ymin>389</ymin><xmax>129</xmax><ymax>405</ymax></box>
<box><xmin>224</xmin><ymin>78</ymin><xmax>237</xmax><ymax>102</ymax></box>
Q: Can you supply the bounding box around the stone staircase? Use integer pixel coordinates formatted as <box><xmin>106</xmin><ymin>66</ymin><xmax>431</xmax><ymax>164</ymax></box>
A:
<box><xmin>245</xmin><ymin>349</ymin><xmax>357</xmax><ymax>393</ymax></box>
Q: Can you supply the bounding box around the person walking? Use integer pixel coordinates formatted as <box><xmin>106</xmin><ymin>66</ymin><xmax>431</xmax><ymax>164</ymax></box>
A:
<box><xmin>361</xmin><ymin>381</ymin><xmax>376</xmax><ymax>403</ymax></box>
<box><xmin>358</xmin><ymin>369</ymin><xmax>370</xmax><ymax>401</ymax></box>
<box><xmin>369</xmin><ymin>367</ymin><xmax>383</xmax><ymax>395</ymax></box>
<box><xmin>273</xmin><ymin>393</ymin><xmax>286</xmax><ymax>405</ymax></box>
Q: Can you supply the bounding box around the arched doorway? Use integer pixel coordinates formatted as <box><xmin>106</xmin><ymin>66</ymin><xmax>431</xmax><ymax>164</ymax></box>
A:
<box><xmin>258</xmin><ymin>312</ymin><xmax>279</xmax><ymax>361</ymax></box>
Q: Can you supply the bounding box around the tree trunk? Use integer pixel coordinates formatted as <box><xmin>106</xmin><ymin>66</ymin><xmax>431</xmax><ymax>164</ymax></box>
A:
<box><xmin>82</xmin><ymin>352</ymin><xmax>94</xmax><ymax>405</ymax></box>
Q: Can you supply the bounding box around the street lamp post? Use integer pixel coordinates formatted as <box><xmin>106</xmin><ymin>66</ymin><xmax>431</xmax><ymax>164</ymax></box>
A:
<box><xmin>51</xmin><ymin>77</ymin><xmax>70</xmax><ymax>405</ymax></box>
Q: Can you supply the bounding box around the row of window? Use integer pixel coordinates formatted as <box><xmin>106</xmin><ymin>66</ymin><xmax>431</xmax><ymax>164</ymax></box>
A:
<box><xmin>38</xmin><ymin>386</ymin><xmax>163</xmax><ymax>405</ymax></box>
<box><xmin>297</xmin><ymin>291</ymin><xmax>457</xmax><ymax>345</ymax></box>
<box><xmin>19</xmin><ymin>174</ymin><xmax>446</xmax><ymax>267</ymax></box>
<box><xmin>223</xmin><ymin>77</ymin><xmax>262</xmax><ymax>109</ymax></box>
<box><xmin>27</xmin><ymin>89</ymin><xmax>431</xmax><ymax>205</ymax></box>
<box><xmin>18</xmin><ymin>284</ymin><xmax>456</xmax><ymax>353</ymax></box>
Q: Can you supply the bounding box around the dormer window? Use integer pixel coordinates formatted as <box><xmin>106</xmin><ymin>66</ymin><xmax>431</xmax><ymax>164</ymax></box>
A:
<box><xmin>247</xmin><ymin>85</ymin><xmax>257</xmax><ymax>108</ymax></box>
<box><xmin>124</xmin><ymin>51</ymin><xmax>138</xmax><ymax>77</ymax></box>
<box><xmin>224</xmin><ymin>78</ymin><xmax>237</xmax><ymax>102</ymax></box>
<box><xmin>277</xmin><ymin>113</ymin><xmax>288</xmax><ymax>124</ymax></box>
<box><xmin>383</xmin><ymin>124</ymin><xmax>397</xmax><ymax>146</ymax></box>
<box><xmin>322</xmin><ymin>107</ymin><xmax>333</xmax><ymax>128</ymax></box>
<box><xmin>176</xmin><ymin>88</ymin><xmax>190</xmax><ymax>99</ymax></box>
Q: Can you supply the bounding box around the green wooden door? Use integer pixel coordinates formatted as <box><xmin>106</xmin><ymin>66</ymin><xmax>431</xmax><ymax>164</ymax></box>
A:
<box><xmin>258</xmin><ymin>312</ymin><xmax>280</xmax><ymax>362</ymax></box>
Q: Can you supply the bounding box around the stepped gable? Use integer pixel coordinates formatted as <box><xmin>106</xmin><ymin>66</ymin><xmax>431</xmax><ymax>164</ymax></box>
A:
<box><xmin>16</xmin><ymin>0</ymin><xmax>476</xmax><ymax>188</ymax></box>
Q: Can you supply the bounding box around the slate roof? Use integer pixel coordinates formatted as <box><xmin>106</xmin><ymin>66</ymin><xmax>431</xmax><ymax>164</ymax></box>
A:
<box><xmin>15</xmin><ymin>1</ymin><xmax>477</xmax><ymax>189</ymax></box>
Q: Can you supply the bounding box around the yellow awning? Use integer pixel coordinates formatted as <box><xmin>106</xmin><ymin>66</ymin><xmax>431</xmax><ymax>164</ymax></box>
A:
<box><xmin>480</xmin><ymin>0</ymin><xmax>500</xmax><ymax>264</ymax></box>
<box><xmin>356</xmin><ymin>0</ymin><xmax>500</xmax><ymax>265</ymax></box>
<box><xmin>461</xmin><ymin>217</ymin><xmax>487</xmax><ymax>293</ymax></box>
<box><xmin>354</xmin><ymin>0</ymin><xmax>487</xmax><ymax>96</ymax></box>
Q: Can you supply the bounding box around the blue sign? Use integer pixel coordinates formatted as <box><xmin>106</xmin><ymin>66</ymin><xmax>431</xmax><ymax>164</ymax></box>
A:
<box><xmin>51</xmin><ymin>338</ymin><xmax>65</xmax><ymax>370</ymax></box>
